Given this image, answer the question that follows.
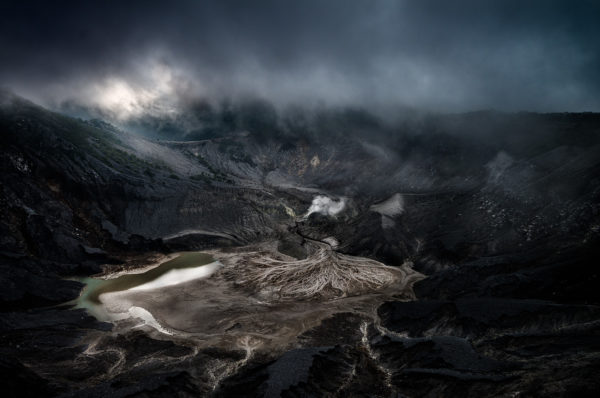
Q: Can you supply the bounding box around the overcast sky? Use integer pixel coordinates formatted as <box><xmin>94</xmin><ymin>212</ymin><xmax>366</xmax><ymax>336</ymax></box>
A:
<box><xmin>1</xmin><ymin>0</ymin><xmax>599</xmax><ymax>118</ymax></box>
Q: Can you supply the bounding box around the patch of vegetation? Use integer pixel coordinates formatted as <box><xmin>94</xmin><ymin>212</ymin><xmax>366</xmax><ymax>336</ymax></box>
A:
<box><xmin>91</xmin><ymin>137</ymin><xmax>173</xmax><ymax>175</ymax></box>
<box><xmin>0</xmin><ymin>95</ymin><xmax>120</xmax><ymax>152</ymax></box>
<box><xmin>190</xmin><ymin>172</ymin><xmax>233</xmax><ymax>185</ymax></box>
<box><xmin>217</xmin><ymin>139</ymin><xmax>255</xmax><ymax>166</ymax></box>
<box><xmin>191</xmin><ymin>152</ymin><xmax>234</xmax><ymax>181</ymax></box>
<box><xmin>190</xmin><ymin>173</ymin><xmax>212</xmax><ymax>183</ymax></box>
<box><xmin>195</xmin><ymin>153</ymin><xmax>211</xmax><ymax>168</ymax></box>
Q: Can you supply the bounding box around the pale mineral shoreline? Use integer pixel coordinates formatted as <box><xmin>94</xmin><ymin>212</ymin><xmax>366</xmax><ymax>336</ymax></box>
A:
<box><xmin>98</xmin><ymin>252</ymin><xmax>182</xmax><ymax>279</ymax></box>
<box><xmin>76</xmin><ymin>252</ymin><xmax>223</xmax><ymax>336</ymax></box>
<box><xmin>128</xmin><ymin>261</ymin><xmax>221</xmax><ymax>291</ymax></box>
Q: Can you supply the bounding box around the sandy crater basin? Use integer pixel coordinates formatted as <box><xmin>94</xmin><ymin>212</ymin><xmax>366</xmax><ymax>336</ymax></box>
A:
<box><xmin>76</xmin><ymin>241</ymin><xmax>424</xmax><ymax>352</ymax></box>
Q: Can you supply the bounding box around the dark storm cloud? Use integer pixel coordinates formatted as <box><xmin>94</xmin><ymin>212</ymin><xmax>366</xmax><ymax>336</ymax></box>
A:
<box><xmin>0</xmin><ymin>0</ymin><xmax>599</xmax><ymax>113</ymax></box>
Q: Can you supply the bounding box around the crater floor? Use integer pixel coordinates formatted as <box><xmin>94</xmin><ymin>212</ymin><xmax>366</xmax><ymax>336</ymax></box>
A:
<box><xmin>84</xmin><ymin>240</ymin><xmax>424</xmax><ymax>354</ymax></box>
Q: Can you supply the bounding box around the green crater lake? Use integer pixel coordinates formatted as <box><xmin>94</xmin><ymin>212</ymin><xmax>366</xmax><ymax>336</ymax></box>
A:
<box><xmin>74</xmin><ymin>252</ymin><xmax>216</xmax><ymax>318</ymax></box>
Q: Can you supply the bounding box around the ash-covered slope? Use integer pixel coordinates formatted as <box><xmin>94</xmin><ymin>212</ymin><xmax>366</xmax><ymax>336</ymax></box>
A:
<box><xmin>1</xmin><ymin>92</ymin><xmax>600</xmax><ymax>397</ymax></box>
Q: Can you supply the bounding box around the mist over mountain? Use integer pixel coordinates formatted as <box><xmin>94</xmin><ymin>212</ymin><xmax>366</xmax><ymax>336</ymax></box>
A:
<box><xmin>1</xmin><ymin>2</ymin><xmax>600</xmax><ymax>397</ymax></box>
<box><xmin>2</xmin><ymin>0</ymin><xmax>600</xmax><ymax>125</ymax></box>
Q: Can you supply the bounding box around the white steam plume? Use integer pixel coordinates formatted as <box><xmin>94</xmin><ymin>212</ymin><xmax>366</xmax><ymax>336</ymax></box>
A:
<box><xmin>304</xmin><ymin>195</ymin><xmax>346</xmax><ymax>218</ymax></box>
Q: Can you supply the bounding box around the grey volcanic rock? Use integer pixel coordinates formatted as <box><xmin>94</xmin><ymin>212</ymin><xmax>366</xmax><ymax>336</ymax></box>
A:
<box><xmin>1</xmin><ymin>92</ymin><xmax>600</xmax><ymax>396</ymax></box>
<box><xmin>413</xmin><ymin>242</ymin><xmax>600</xmax><ymax>304</ymax></box>
<box><xmin>378</xmin><ymin>298</ymin><xmax>600</xmax><ymax>339</ymax></box>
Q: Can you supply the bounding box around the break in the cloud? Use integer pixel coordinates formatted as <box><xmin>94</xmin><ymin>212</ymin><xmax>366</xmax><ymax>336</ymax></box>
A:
<box><xmin>0</xmin><ymin>0</ymin><xmax>599</xmax><ymax>120</ymax></box>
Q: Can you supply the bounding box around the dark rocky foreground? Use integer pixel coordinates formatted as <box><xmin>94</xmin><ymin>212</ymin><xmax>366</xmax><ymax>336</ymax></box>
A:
<box><xmin>1</xmin><ymin>91</ymin><xmax>600</xmax><ymax>397</ymax></box>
